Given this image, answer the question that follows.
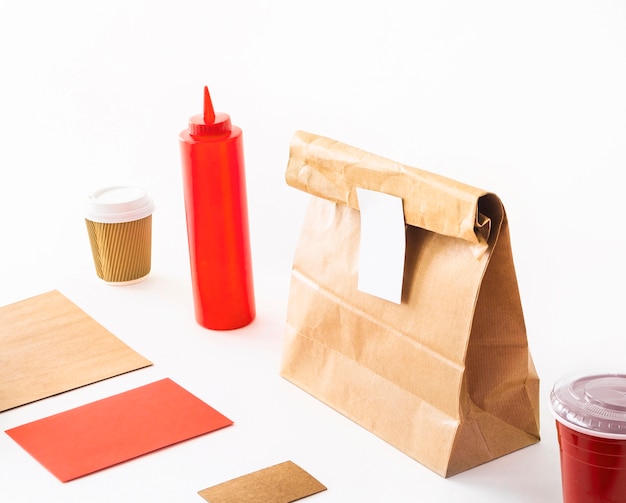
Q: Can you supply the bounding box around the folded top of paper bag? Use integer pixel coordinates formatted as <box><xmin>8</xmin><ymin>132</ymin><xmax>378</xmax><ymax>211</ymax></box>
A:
<box><xmin>286</xmin><ymin>130</ymin><xmax>496</xmax><ymax>255</ymax></box>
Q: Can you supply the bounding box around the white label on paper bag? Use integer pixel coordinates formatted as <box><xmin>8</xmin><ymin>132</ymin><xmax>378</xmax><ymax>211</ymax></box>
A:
<box><xmin>356</xmin><ymin>188</ymin><xmax>406</xmax><ymax>304</ymax></box>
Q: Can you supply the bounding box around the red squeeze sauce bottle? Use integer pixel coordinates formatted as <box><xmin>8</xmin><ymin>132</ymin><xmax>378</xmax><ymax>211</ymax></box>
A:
<box><xmin>179</xmin><ymin>86</ymin><xmax>255</xmax><ymax>330</ymax></box>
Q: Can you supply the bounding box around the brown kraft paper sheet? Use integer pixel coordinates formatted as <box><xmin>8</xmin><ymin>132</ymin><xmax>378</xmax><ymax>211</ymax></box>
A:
<box><xmin>198</xmin><ymin>460</ymin><xmax>326</xmax><ymax>503</ymax></box>
<box><xmin>0</xmin><ymin>290</ymin><xmax>152</xmax><ymax>412</ymax></box>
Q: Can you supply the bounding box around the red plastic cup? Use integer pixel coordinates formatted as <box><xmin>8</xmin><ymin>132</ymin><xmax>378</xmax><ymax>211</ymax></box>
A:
<box><xmin>550</xmin><ymin>372</ymin><xmax>626</xmax><ymax>503</ymax></box>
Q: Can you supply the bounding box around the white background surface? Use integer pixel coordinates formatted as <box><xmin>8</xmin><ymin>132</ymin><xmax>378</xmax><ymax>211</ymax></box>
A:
<box><xmin>1</xmin><ymin>1</ymin><xmax>625</xmax><ymax>501</ymax></box>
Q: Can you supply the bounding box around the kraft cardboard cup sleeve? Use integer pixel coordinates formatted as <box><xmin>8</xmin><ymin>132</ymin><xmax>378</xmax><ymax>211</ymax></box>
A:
<box><xmin>550</xmin><ymin>372</ymin><xmax>626</xmax><ymax>503</ymax></box>
<box><xmin>84</xmin><ymin>186</ymin><xmax>155</xmax><ymax>285</ymax></box>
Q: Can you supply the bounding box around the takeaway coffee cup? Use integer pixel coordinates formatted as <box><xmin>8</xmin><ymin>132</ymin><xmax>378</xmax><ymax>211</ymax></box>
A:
<box><xmin>84</xmin><ymin>186</ymin><xmax>155</xmax><ymax>284</ymax></box>
<box><xmin>550</xmin><ymin>372</ymin><xmax>626</xmax><ymax>503</ymax></box>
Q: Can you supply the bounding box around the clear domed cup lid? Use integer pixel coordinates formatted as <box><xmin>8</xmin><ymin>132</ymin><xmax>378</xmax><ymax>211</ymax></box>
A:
<box><xmin>550</xmin><ymin>372</ymin><xmax>626</xmax><ymax>439</ymax></box>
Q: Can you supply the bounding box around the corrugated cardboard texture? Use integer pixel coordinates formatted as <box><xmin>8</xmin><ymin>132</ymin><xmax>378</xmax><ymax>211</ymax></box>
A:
<box><xmin>85</xmin><ymin>215</ymin><xmax>152</xmax><ymax>283</ymax></box>
<box><xmin>281</xmin><ymin>131</ymin><xmax>540</xmax><ymax>477</ymax></box>
<box><xmin>198</xmin><ymin>461</ymin><xmax>326</xmax><ymax>503</ymax></box>
<box><xmin>0</xmin><ymin>290</ymin><xmax>152</xmax><ymax>412</ymax></box>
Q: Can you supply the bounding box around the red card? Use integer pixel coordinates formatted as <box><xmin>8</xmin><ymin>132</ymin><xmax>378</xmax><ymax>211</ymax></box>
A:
<box><xmin>5</xmin><ymin>378</ymin><xmax>233</xmax><ymax>482</ymax></box>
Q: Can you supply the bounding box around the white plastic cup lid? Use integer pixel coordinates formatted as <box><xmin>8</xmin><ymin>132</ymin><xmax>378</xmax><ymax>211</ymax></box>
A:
<box><xmin>550</xmin><ymin>371</ymin><xmax>626</xmax><ymax>439</ymax></box>
<box><xmin>84</xmin><ymin>186</ymin><xmax>155</xmax><ymax>224</ymax></box>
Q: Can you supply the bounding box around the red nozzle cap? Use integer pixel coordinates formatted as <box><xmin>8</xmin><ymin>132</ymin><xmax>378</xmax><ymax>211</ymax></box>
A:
<box><xmin>188</xmin><ymin>86</ymin><xmax>232</xmax><ymax>136</ymax></box>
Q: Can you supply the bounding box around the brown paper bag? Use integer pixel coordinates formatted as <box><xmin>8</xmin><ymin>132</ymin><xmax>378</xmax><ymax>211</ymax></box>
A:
<box><xmin>280</xmin><ymin>131</ymin><xmax>540</xmax><ymax>478</ymax></box>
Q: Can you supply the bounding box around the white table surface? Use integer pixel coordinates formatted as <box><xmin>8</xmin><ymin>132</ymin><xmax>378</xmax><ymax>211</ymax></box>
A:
<box><xmin>1</xmin><ymin>1</ymin><xmax>626</xmax><ymax>501</ymax></box>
